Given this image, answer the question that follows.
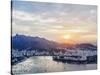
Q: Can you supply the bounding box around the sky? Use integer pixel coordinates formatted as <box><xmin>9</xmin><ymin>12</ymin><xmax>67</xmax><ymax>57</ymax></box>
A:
<box><xmin>12</xmin><ymin>1</ymin><xmax>97</xmax><ymax>44</ymax></box>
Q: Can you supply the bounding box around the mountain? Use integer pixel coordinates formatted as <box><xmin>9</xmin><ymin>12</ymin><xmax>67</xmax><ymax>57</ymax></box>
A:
<box><xmin>12</xmin><ymin>34</ymin><xmax>97</xmax><ymax>51</ymax></box>
<box><xmin>12</xmin><ymin>34</ymin><xmax>59</xmax><ymax>50</ymax></box>
<box><xmin>75</xmin><ymin>43</ymin><xmax>97</xmax><ymax>51</ymax></box>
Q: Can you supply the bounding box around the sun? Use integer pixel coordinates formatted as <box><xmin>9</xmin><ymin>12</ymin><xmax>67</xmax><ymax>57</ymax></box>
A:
<box><xmin>59</xmin><ymin>34</ymin><xmax>74</xmax><ymax>44</ymax></box>
<box><xmin>59</xmin><ymin>33</ymin><xmax>80</xmax><ymax>44</ymax></box>
<box><xmin>63</xmin><ymin>35</ymin><xmax>71</xmax><ymax>39</ymax></box>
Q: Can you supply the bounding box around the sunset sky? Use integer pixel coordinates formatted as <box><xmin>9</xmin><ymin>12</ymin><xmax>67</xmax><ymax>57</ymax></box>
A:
<box><xmin>12</xmin><ymin>1</ymin><xmax>97</xmax><ymax>45</ymax></box>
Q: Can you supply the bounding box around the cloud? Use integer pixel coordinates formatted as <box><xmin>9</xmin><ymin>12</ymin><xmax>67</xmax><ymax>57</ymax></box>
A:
<box><xmin>12</xmin><ymin>10</ymin><xmax>34</xmax><ymax>21</ymax></box>
<box><xmin>12</xmin><ymin>1</ymin><xmax>97</xmax><ymax>44</ymax></box>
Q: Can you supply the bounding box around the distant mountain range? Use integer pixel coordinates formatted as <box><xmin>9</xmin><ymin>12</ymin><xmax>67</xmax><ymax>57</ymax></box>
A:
<box><xmin>12</xmin><ymin>34</ymin><xmax>97</xmax><ymax>51</ymax></box>
<box><xmin>12</xmin><ymin>34</ymin><xmax>59</xmax><ymax>50</ymax></box>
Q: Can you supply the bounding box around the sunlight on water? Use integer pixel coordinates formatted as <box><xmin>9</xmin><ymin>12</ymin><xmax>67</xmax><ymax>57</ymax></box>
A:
<box><xmin>12</xmin><ymin>56</ymin><xmax>97</xmax><ymax>75</ymax></box>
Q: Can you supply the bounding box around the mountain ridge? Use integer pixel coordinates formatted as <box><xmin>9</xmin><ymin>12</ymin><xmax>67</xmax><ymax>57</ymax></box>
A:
<box><xmin>12</xmin><ymin>34</ymin><xmax>97</xmax><ymax>51</ymax></box>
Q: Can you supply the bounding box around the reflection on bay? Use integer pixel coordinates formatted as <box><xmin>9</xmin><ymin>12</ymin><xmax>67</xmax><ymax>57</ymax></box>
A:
<box><xmin>12</xmin><ymin>56</ymin><xmax>97</xmax><ymax>75</ymax></box>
